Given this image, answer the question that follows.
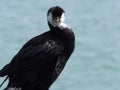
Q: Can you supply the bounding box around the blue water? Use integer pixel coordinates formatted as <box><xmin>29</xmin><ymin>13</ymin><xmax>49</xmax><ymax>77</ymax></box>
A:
<box><xmin>0</xmin><ymin>0</ymin><xmax>120</xmax><ymax>90</ymax></box>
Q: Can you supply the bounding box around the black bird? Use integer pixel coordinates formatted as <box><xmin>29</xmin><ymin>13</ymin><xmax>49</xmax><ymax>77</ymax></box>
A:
<box><xmin>0</xmin><ymin>6</ymin><xmax>75</xmax><ymax>90</ymax></box>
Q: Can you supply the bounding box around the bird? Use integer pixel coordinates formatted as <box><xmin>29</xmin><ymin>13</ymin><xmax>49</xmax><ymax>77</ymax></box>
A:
<box><xmin>0</xmin><ymin>6</ymin><xmax>75</xmax><ymax>90</ymax></box>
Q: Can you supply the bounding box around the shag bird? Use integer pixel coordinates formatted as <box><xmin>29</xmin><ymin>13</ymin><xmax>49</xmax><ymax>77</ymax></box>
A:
<box><xmin>0</xmin><ymin>6</ymin><xmax>75</xmax><ymax>90</ymax></box>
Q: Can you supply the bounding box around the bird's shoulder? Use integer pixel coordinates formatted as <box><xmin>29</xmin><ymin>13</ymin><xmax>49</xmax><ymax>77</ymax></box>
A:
<box><xmin>19</xmin><ymin>31</ymin><xmax>64</xmax><ymax>57</ymax></box>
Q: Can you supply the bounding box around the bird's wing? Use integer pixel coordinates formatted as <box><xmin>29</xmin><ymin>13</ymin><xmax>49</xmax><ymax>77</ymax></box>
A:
<box><xmin>13</xmin><ymin>39</ymin><xmax>63</xmax><ymax>71</ymax></box>
<box><xmin>1</xmin><ymin>38</ymin><xmax>63</xmax><ymax>76</ymax></box>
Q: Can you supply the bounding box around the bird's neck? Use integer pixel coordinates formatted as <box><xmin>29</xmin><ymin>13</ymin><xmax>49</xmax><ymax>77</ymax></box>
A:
<box><xmin>48</xmin><ymin>21</ymin><xmax>75</xmax><ymax>53</ymax></box>
<box><xmin>48</xmin><ymin>22</ymin><xmax>69</xmax><ymax>30</ymax></box>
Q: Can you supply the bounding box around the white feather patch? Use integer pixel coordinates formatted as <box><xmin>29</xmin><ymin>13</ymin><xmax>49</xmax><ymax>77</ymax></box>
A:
<box><xmin>47</xmin><ymin>13</ymin><xmax>70</xmax><ymax>29</ymax></box>
<box><xmin>59</xmin><ymin>23</ymin><xmax>70</xmax><ymax>29</ymax></box>
<box><xmin>60</xmin><ymin>13</ymin><xmax>65</xmax><ymax>23</ymax></box>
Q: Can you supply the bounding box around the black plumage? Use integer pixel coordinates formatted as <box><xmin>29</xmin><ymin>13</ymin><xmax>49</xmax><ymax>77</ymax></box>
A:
<box><xmin>0</xmin><ymin>6</ymin><xmax>75</xmax><ymax>90</ymax></box>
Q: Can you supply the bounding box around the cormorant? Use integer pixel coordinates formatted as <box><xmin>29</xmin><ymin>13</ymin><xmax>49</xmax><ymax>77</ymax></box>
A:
<box><xmin>0</xmin><ymin>6</ymin><xmax>75</xmax><ymax>90</ymax></box>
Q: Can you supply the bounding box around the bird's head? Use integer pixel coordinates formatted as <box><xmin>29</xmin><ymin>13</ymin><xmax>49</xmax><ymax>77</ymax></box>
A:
<box><xmin>47</xmin><ymin>6</ymin><xmax>67</xmax><ymax>29</ymax></box>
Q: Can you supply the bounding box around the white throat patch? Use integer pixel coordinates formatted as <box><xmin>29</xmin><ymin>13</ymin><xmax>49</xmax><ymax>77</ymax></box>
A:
<box><xmin>47</xmin><ymin>13</ymin><xmax>69</xmax><ymax>29</ymax></box>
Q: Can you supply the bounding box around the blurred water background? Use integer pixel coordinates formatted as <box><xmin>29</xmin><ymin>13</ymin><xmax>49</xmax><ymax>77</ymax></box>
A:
<box><xmin>0</xmin><ymin>0</ymin><xmax>120</xmax><ymax>90</ymax></box>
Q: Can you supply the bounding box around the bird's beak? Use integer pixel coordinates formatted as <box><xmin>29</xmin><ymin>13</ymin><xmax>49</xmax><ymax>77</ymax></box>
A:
<box><xmin>53</xmin><ymin>17</ymin><xmax>61</xmax><ymax>23</ymax></box>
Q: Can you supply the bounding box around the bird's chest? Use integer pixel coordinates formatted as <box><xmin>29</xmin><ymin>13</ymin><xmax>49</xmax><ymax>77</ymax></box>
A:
<box><xmin>51</xmin><ymin>54</ymin><xmax>68</xmax><ymax>81</ymax></box>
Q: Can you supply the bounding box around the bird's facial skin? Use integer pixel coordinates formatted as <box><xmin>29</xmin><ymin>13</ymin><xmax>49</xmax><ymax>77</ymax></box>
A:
<box><xmin>52</xmin><ymin>16</ymin><xmax>61</xmax><ymax>23</ymax></box>
<box><xmin>51</xmin><ymin>13</ymin><xmax>65</xmax><ymax>24</ymax></box>
<box><xmin>47</xmin><ymin>12</ymin><xmax>65</xmax><ymax>27</ymax></box>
